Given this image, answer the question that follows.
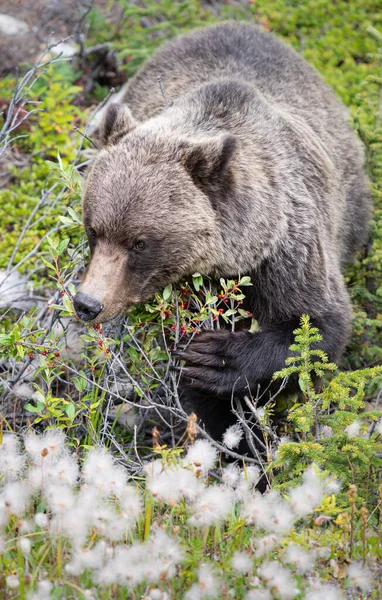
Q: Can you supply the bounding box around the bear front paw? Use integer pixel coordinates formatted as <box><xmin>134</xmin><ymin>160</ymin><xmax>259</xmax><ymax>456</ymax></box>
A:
<box><xmin>173</xmin><ymin>330</ymin><xmax>248</xmax><ymax>395</ymax></box>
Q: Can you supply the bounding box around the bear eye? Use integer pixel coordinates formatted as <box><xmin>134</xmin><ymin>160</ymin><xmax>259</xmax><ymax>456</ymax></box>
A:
<box><xmin>87</xmin><ymin>228</ymin><xmax>97</xmax><ymax>250</ymax></box>
<box><xmin>134</xmin><ymin>240</ymin><xmax>146</xmax><ymax>250</ymax></box>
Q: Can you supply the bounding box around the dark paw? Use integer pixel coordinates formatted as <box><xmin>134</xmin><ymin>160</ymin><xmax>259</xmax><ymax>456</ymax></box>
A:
<box><xmin>172</xmin><ymin>330</ymin><xmax>248</xmax><ymax>394</ymax></box>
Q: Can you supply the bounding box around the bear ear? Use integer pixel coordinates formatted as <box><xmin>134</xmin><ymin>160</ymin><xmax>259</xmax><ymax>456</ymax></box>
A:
<box><xmin>181</xmin><ymin>134</ymin><xmax>237</xmax><ymax>191</ymax></box>
<box><xmin>97</xmin><ymin>103</ymin><xmax>138</xmax><ymax>147</ymax></box>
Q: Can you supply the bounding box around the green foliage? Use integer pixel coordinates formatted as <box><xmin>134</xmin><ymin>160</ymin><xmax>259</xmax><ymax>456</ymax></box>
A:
<box><xmin>0</xmin><ymin>2</ymin><xmax>381</xmax><ymax>596</ymax></box>
<box><xmin>88</xmin><ymin>0</ymin><xmax>215</xmax><ymax>79</ymax></box>
<box><xmin>275</xmin><ymin>315</ymin><xmax>337</xmax><ymax>402</ymax></box>
<box><xmin>273</xmin><ymin>317</ymin><xmax>382</xmax><ymax>509</ymax></box>
<box><xmin>0</xmin><ymin>66</ymin><xmax>85</xmax><ymax>271</ymax></box>
<box><xmin>342</xmin><ymin>26</ymin><xmax>382</xmax><ymax>373</ymax></box>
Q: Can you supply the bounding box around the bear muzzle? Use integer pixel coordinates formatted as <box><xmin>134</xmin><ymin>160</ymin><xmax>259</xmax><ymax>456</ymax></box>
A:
<box><xmin>73</xmin><ymin>292</ymin><xmax>103</xmax><ymax>322</ymax></box>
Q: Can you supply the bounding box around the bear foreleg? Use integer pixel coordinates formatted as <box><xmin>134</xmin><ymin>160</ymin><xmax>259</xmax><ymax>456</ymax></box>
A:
<box><xmin>176</xmin><ymin>312</ymin><xmax>349</xmax><ymax>396</ymax></box>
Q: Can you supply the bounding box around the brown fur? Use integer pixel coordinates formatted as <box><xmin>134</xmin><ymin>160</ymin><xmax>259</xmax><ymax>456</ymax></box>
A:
<box><xmin>74</xmin><ymin>22</ymin><xmax>371</xmax><ymax>438</ymax></box>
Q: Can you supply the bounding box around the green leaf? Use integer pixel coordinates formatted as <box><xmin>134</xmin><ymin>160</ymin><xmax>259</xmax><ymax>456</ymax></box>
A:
<box><xmin>134</xmin><ymin>385</ymin><xmax>144</xmax><ymax>398</ymax></box>
<box><xmin>192</xmin><ymin>273</ymin><xmax>203</xmax><ymax>291</ymax></box>
<box><xmin>34</xmin><ymin>390</ymin><xmax>46</xmax><ymax>404</ymax></box>
<box><xmin>45</xmin><ymin>159</ymin><xmax>60</xmax><ymax>170</ymax></box>
<box><xmin>238</xmin><ymin>276</ymin><xmax>252</xmax><ymax>286</ymax></box>
<box><xmin>25</xmin><ymin>401</ymin><xmax>45</xmax><ymax>413</ymax></box>
<box><xmin>80</xmin><ymin>334</ymin><xmax>96</xmax><ymax>342</ymax></box>
<box><xmin>58</xmin><ymin>216</ymin><xmax>74</xmax><ymax>225</ymax></box>
<box><xmin>128</xmin><ymin>347</ymin><xmax>140</xmax><ymax>361</ymax></box>
<box><xmin>25</xmin><ymin>403</ymin><xmax>39</xmax><ymax>413</ymax></box>
<box><xmin>62</xmin><ymin>294</ymin><xmax>73</xmax><ymax>313</ymax></box>
<box><xmin>65</xmin><ymin>402</ymin><xmax>75</xmax><ymax>421</ymax></box>
<box><xmin>163</xmin><ymin>284</ymin><xmax>172</xmax><ymax>301</ymax></box>
<box><xmin>57</xmin><ymin>238</ymin><xmax>70</xmax><ymax>254</ymax></box>
<box><xmin>72</xmin><ymin>372</ymin><xmax>87</xmax><ymax>393</ymax></box>
<box><xmin>41</xmin><ymin>257</ymin><xmax>57</xmax><ymax>271</ymax></box>
<box><xmin>46</xmin><ymin>236</ymin><xmax>58</xmax><ymax>250</ymax></box>
<box><xmin>298</xmin><ymin>376</ymin><xmax>307</xmax><ymax>392</ymax></box>
<box><xmin>16</xmin><ymin>345</ymin><xmax>25</xmax><ymax>358</ymax></box>
<box><xmin>67</xmin><ymin>207</ymin><xmax>82</xmax><ymax>223</ymax></box>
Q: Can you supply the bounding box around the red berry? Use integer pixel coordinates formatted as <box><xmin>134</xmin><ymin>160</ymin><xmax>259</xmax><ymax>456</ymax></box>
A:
<box><xmin>55</xmin><ymin>352</ymin><xmax>60</xmax><ymax>357</ymax></box>
<box><xmin>213</xmin><ymin>315</ymin><xmax>218</xmax><ymax>321</ymax></box>
<box><xmin>164</xmin><ymin>311</ymin><xmax>171</xmax><ymax>318</ymax></box>
<box><xmin>218</xmin><ymin>308</ymin><xmax>224</xmax><ymax>314</ymax></box>
<box><xmin>105</xmin><ymin>349</ymin><xmax>110</xmax><ymax>354</ymax></box>
<box><xmin>29</xmin><ymin>353</ymin><xmax>34</xmax><ymax>360</ymax></box>
<box><xmin>171</xmin><ymin>324</ymin><xmax>176</xmax><ymax>330</ymax></box>
<box><xmin>98</xmin><ymin>341</ymin><xmax>103</xmax><ymax>347</ymax></box>
<box><xmin>61</xmin><ymin>291</ymin><xmax>65</xmax><ymax>296</ymax></box>
<box><xmin>168</xmin><ymin>346</ymin><xmax>173</xmax><ymax>351</ymax></box>
<box><xmin>218</xmin><ymin>294</ymin><xmax>223</xmax><ymax>299</ymax></box>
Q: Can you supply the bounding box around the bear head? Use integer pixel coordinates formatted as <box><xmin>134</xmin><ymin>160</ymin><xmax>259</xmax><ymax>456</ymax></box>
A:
<box><xmin>73</xmin><ymin>103</ymin><xmax>237</xmax><ymax>324</ymax></box>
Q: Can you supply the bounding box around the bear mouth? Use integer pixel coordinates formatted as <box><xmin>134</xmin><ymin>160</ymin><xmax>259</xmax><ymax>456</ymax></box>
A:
<box><xmin>90</xmin><ymin>304</ymin><xmax>131</xmax><ymax>325</ymax></box>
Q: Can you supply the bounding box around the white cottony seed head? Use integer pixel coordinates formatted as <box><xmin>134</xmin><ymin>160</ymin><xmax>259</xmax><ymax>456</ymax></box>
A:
<box><xmin>231</xmin><ymin>551</ymin><xmax>253</xmax><ymax>573</ymax></box>
<box><xmin>18</xmin><ymin>536</ymin><xmax>31</xmax><ymax>554</ymax></box>
<box><xmin>347</xmin><ymin>561</ymin><xmax>373</xmax><ymax>591</ymax></box>
<box><xmin>245</xmin><ymin>590</ymin><xmax>272</xmax><ymax>600</ymax></box>
<box><xmin>185</xmin><ymin>439</ymin><xmax>218</xmax><ymax>474</ymax></box>
<box><xmin>284</xmin><ymin>543</ymin><xmax>315</xmax><ymax>573</ymax></box>
<box><xmin>222</xmin><ymin>423</ymin><xmax>244</xmax><ymax>449</ymax></box>
<box><xmin>345</xmin><ymin>421</ymin><xmax>361</xmax><ymax>438</ymax></box>
<box><xmin>24</xmin><ymin>429</ymin><xmax>66</xmax><ymax>465</ymax></box>
<box><xmin>6</xmin><ymin>575</ymin><xmax>19</xmax><ymax>589</ymax></box>
<box><xmin>35</xmin><ymin>512</ymin><xmax>48</xmax><ymax>528</ymax></box>
<box><xmin>305</xmin><ymin>580</ymin><xmax>344</xmax><ymax>600</ymax></box>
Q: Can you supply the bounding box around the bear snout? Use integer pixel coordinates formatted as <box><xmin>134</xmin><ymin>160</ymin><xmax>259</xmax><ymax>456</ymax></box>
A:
<box><xmin>73</xmin><ymin>292</ymin><xmax>103</xmax><ymax>322</ymax></box>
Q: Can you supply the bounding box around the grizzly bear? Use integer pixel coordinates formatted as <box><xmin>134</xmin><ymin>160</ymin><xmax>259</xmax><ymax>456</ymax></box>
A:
<box><xmin>73</xmin><ymin>22</ymin><xmax>371</xmax><ymax>442</ymax></box>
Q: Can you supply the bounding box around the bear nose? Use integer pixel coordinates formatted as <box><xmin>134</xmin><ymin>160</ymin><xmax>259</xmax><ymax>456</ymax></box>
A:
<box><xmin>73</xmin><ymin>292</ymin><xmax>103</xmax><ymax>322</ymax></box>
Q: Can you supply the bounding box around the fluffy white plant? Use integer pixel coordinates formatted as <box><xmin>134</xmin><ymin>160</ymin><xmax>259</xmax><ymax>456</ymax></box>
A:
<box><xmin>222</xmin><ymin>423</ymin><xmax>244</xmax><ymax>449</ymax></box>
<box><xmin>0</xmin><ymin>430</ymin><xmax>377</xmax><ymax>599</ymax></box>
